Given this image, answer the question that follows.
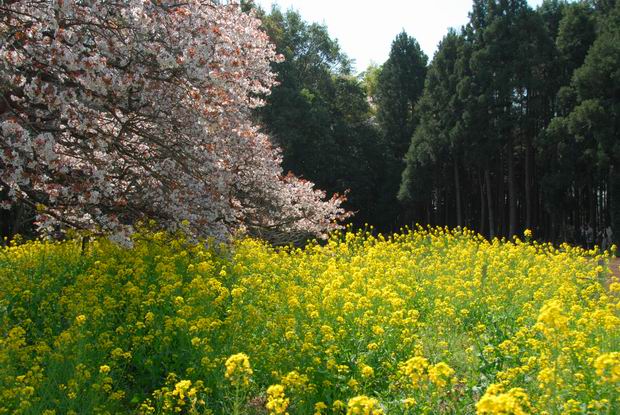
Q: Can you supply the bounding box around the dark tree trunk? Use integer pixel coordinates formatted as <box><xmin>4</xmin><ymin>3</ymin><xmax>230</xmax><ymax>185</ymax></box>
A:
<box><xmin>454</xmin><ymin>159</ymin><xmax>462</xmax><ymax>227</ymax></box>
<box><xmin>497</xmin><ymin>157</ymin><xmax>505</xmax><ymax>236</ymax></box>
<box><xmin>508</xmin><ymin>139</ymin><xmax>517</xmax><ymax>238</ymax></box>
<box><xmin>610</xmin><ymin>166</ymin><xmax>620</xmax><ymax>254</ymax></box>
<box><xmin>444</xmin><ymin>188</ymin><xmax>449</xmax><ymax>226</ymax></box>
<box><xmin>485</xmin><ymin>168</ymin><xmax>495</xmax><ymax>239</ymax></box>
<box><xmin>480</xmin><ymin>176</ymin><xmax>486</xmax><ymax>236</ymax></box>
<box><xmin>426</xmin><ymin>200</ymin><xmax>431</xmax><ymax>225</ymax></box>
<box><xmin>589</xmin><ymin>183</ymin><xmax>596</xmax><ymax>241</ymax></box>
<box><xmin>525</xmin><ymin>135</ymin><xmax>533</xmax><ymax>229</ymax></box>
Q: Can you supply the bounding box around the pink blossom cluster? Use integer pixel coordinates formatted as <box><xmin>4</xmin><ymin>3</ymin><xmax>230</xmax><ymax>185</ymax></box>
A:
<box><xmin>0</xmin><ymin>0</ymin><xmax>349</xmax><ymax>244</ymax></box>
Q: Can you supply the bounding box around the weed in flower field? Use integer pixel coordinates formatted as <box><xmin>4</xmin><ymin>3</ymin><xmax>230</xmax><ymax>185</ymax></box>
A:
<box><xmin>0</xmin><ymin>227</ymin><xmax>618</xmax><ymax>414</ymax></box>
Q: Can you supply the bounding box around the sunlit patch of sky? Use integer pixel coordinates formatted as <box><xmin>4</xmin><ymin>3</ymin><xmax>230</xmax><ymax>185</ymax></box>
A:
<box><xmin>254</xmin><ymin>0</ymin><xmax>545</xmax><ymax>73</ymax></box>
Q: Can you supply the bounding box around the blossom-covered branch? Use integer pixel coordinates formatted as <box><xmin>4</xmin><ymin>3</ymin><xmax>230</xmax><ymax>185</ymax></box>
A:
<box><xmin>0</xmin><ymin>0</ymin><xmax>349</xmax><ymax>243</ymax></box>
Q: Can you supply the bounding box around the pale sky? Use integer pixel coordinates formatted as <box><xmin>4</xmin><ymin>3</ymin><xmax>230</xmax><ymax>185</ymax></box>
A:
<box><xmin>254</xmin><ymin>0</ymin><xmax>545</xmax><ymax>73</ymax></box>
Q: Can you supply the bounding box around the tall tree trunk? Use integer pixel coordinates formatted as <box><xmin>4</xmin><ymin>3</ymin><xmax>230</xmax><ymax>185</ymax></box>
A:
<box><xmin>11</xmin><ymin>204</ymin><xmax>23</xmax><ymax>237</ymax></box>
<box><xmin>0</xmin><ymin>188</ymin><xmax>10</xmax><ymax>240</ymax></box>
<box><xmin>444</xmin><ymin>188</ymin><xmax>449</xmax><ymax>226</ymax></box>
<box><xmin>525</xmin><ymin>135</ymin><xmax>533</xmax><ymax>229</ymax></box>
<box><xmin>426</xmin><ymin>200</ymin><xmax>431</xmax><ymax>226</ymax></box>
<box><xmin>454</xmin><ymin>159</ymin><xmax>462</xmax><ymax>227</ymax></box>
<box><xmin>540</xmin><ymin>190</ymin><xmax>546</xmax><ymax>240</ymax></box>
<box><xmin>589</xmin><ymin>183</ymin><xmax>596</xmax><ymax>241</ymax></box>
<box><xmin>480</xmin><ymin>174</ymin><xmax>486</xmax><ymax>236</ymax></box>
<box><xmin>508</xmin><ymin>139</ymin><xmax>517</xmax><ymax>238</ymax></box>
<box><xmin>610</xmin><ymin>166</ymin><xmax>620</xmax><ymax>254</ymax></box>
<box><xmin>497</xmin><ymin>157</ymin><xmax>505</xmax><ymax>236</ymax></box>
<box><xmin>562</xmin><ymin>215</ymin><xmax>567</xmax><ymax>243</ymax></box>
<box><xmin>576</xmin><ymin>187</ymin><xmax>582</xmax><ymax>245</ymax></box>
<box><xmin>605</xmin><ymin>182</ymin><xmax>610</xmax><ymax>226</ymax></box>
<box><xmin>598</xmin><ymin>184</ymin><xmax>604</xmax><ymax>233</ymax></box>
<box><xmin>485</xmin><ymin>168</ymin><xmax>495</xmax><ymax>239</ymax></box>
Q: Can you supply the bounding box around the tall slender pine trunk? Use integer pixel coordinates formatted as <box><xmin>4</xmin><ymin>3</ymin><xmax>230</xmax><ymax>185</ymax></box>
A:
<box><xmin>480</xmin><ymin>176</ymin><xmax>486</xmax><ymax>236</ymax></box>
<box><xmin>525</xmin><ymin>136</ymin><xmax>533</xmax><ymax>229</ymax></box>
<box><xmin>508</xmin><ymin>139</ymin><xmax>517</xmax><ymax>238</ymax></box>
<box><xmin>454</xmin><ymin>159</ymin><xmax>462</xmax><ymax>227</ymax></box>
<box><xmin>485</xmin><ymin>168</ymin><xmax>495</xmax><ymax>239</ymax></box>
<box><xmin>497</xmin><ymin>157</ymin><xmax>505</xmax><ymax>236</ymax></box>
<box><xmin>610</xmin><ymin>165</ymin><xmax>620</xmax><ymax>254</ymax></box>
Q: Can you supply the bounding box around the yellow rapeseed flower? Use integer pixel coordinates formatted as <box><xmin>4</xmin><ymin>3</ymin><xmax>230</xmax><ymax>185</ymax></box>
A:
<box><xmin>346</xmin><ymin>395</ymin><xmax>384</xmax><ymax>415</ymax></box>
<box><xmin>428</xmin><ymin>362</ymin><xmax>455</xmax><ymax>388</ymax></box>
<box><xmin>594</xmin><ymin>352</ymin><xmax>620</xmax><ymax>383</ymax></box>
<box><xmin>360</xmin><ymin>364</ymin><xmax>375</xmax><ymax>378</ymax></box>
<box><xmin>476</xmin><ymin>385</ymin><xmax>532</xmax><ymax>415</ymax></box>
<box><xmin>265</xmin><ymin>384</ymin><xmax>289</xmax><ymax>415</ymax></box>
<box><xmin>225</xmin><ymin>353</ymin><xmax>253</xmax><ymax>387</ymax></box>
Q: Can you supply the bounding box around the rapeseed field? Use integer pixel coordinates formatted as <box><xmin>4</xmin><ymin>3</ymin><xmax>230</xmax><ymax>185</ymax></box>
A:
<box><xmin>0</xmin><ymin>227</ymin><xmax>618</xmax><ymax>414</ymax></box>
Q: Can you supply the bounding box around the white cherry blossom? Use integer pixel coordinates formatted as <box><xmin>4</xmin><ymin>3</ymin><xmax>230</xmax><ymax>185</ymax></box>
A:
<box><xmin>0</xmin><ymin>0</ymin><xmax>349</xmax><ymax>244</ymax></box>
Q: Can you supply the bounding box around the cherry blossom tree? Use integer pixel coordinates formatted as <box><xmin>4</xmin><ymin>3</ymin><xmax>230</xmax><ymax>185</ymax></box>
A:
<box><xmin>0</xmin><ymin>0</ymin><xmax>349</xmax><ymax>244</ymax></box>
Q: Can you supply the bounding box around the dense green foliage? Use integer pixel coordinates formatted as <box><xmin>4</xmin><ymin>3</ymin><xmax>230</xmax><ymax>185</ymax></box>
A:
<box><xmin>399</xmin><ymin>0</ymin><xmax>620</xmax><ymax>247</ymax></box>
<box><xmin>375</xmin><ymin>32</ymin><xmax>428</xmax><ymax>229</ymax></box>
<box><xmin>245</xmin><ymin>0</ymin><xmax>620</xmax><ymax>248</ymax></box>
<box><xmin>255</xmin><ymin>6</ymin><xmax>384</xmax><ymax>228</ymax></box>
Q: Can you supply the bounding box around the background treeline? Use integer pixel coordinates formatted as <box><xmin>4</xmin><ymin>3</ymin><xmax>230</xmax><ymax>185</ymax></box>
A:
<box><xmin>248</xmin><ymin>0</ymin><xmax>620</xmax><ymax>248</ymax></box>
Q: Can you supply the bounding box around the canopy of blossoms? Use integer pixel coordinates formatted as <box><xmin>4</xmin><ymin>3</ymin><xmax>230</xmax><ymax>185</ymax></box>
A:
<box><xmin>0</xmin><ymin>0</ymin><xmax>348</xmax><ymax>244</ymax></box>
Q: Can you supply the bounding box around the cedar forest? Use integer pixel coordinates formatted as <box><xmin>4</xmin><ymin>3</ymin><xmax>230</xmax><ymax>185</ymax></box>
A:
<box><xmin>257</xmin><ymin>0</ymin><xmax>620</xmax><ymax>248</ymax></box>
